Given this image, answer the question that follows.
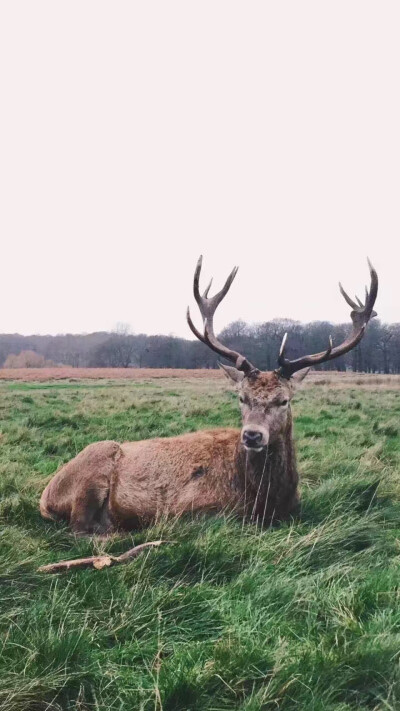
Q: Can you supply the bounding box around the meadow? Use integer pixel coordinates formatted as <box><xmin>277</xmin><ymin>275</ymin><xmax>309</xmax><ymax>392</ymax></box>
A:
<box><xmin>0</xmin><ymin>371</ymin><xmax>400</xmax><ymax>710</ymax></box>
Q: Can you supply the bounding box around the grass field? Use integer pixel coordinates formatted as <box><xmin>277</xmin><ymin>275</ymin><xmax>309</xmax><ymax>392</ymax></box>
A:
<box><xmin>1</xmin><ymin>372</ymin><xmax>400</xmax><ymax>710</ymax></box>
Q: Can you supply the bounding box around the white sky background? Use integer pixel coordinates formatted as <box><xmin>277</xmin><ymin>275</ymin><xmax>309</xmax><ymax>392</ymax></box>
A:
<box><xmin>0</xmin><ymin>2</ymin><xmax>399</xmax><ymax>338</ymax></box>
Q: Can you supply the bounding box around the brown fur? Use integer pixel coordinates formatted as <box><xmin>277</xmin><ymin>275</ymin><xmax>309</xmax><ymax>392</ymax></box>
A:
<box><xmin>39</xmin><ymin>370</ymin><xmax>302</xmax><ymax>535</ymax></box>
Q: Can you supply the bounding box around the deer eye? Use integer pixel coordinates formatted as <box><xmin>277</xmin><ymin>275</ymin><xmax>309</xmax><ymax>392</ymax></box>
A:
<box><xmin>239</xmin><ymin>395</ymin><xmax>245</xmax><ymax>404</ymax></box>
<box><xmin>279</xmin><ymin>399</ymin><xmax>289</xmax><ymax>407</ymax></box>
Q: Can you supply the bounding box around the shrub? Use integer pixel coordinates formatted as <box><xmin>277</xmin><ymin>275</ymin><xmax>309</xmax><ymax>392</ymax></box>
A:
<box><xmin>3</xmin><ymin>350</ymin><xmax>56</xmax><ymax>368</ymax></box>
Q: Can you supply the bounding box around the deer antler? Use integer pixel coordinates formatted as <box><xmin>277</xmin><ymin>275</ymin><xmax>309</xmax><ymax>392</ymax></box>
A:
<box><xmin>276</xmin><ymin>259</ymin><xmax>378</xmax><ymax>379</ymax></box>
<box><xmin>187</xmin><ymin>256</ymin><xmax>258</xmax><ymax>375</ymax></box>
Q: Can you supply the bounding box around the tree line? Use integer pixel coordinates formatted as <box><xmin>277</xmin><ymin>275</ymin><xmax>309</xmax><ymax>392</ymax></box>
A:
<box><xmin>0</xmin><ymin>318</ymin><xmax>399</xmax><ymax>372</ymax></box>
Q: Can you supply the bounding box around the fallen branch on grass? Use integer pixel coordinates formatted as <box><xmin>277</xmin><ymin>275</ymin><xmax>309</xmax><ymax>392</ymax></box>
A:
<box><xmin>37</xmin><ymin>540</ymin><xmax>167</xmax><ymax>573</ymax></box>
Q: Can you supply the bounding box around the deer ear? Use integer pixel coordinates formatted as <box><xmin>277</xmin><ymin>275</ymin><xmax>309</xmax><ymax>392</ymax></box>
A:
<box><xmin>291</xmin><ymin>367</ymin><xmax>310</xmax><ymax>386</ymax></box>
<box><xmin>219</xmin><ymin>363</ymin><xmax>245</xmax><ymax>384</ymax></box>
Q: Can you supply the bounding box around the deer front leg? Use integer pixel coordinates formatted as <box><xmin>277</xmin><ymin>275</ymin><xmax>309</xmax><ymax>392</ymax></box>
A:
<box><xmin>70</xmin><ymin>485</ymin><xmax>114</xmax><ymax>536</ymax></box>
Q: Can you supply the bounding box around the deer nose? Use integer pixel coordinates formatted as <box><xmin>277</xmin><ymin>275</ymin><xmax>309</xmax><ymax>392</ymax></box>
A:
<box><xmin>242</xmin><ymin>430</ymin><xmax>263</xmax><ymax>447</ymax></box>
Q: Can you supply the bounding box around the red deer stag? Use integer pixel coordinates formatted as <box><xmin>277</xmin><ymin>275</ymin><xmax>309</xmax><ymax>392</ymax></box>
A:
<box><xmin>40</xmin><ymin>257</ymin><xmax>378</xmax><ymax>536</ymax></box>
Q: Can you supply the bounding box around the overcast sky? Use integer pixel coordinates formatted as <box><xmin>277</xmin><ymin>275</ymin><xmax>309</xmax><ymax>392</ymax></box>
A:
<box><xmin>0</xmin><ymin>2</ymin><xmax>399</xmax><ymax>338</ymax></box>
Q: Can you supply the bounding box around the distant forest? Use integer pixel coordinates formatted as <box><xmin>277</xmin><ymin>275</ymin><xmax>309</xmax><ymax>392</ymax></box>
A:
<box><xmin>0</xmin><ymin>318</ymin><xmax>399</xmax><ymax>373</ymax></box>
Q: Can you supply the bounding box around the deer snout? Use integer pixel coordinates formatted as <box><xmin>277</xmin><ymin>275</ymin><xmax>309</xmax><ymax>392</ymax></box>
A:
<box><xmin>241</xmin><ymin>427</ymin><xmax>268</xmax><ymax>451</ymax></box>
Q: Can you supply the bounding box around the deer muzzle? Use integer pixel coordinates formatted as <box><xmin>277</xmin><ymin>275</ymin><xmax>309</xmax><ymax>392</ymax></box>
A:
<box><xmin>241</xmin><ymin>425</ymin><xmax>269</xmax><ymax>452</ymax></box>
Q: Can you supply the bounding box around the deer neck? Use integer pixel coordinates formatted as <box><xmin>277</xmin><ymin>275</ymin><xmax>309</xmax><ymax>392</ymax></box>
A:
<box><xmin>233</xmin><ymin>411</ymin><xmax>297</xmax><ymax>519</ymax></box>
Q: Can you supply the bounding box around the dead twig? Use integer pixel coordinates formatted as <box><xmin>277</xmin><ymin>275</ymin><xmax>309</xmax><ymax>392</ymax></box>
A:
<box><xmin>37</xmin><ymin>540</ymin><xmax>167</xmax><ymax>574</ymax></box>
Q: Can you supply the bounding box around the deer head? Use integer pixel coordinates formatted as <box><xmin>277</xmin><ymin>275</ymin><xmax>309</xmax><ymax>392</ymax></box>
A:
<box><xmin>187</xmin><ymin>256</ymin><xmax>378</xmax><ymax>452</ymax></box>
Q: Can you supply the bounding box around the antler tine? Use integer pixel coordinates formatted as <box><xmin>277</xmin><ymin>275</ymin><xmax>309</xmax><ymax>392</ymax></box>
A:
<box><xmin>278</xmin><ymin>332</ymin><xmax>288</xmax><ymax>359</ymax></box>
<box><xmin>187</xmin><ymin>256</ymin><xmax>258</xmax><ymax>375</ymax></box>
<box><xmin>366</xmin><ymin>258</ymin><xmax>378</xmax><ymax>316</ymax></box>
<box><xmin>203</xmin><ymin>278</ymin><xmax>213</xmax><ymax>298</ymax></box>
<box><xmin>339</xmin><ymin>282</ymin><xmax>359</xmax><ymax>310</ymax></box>
<box><xmin>186</xmin><ymin>307</ymin><xmax>208</xmax><ymax>345</ymax></box>
<box><xmin>277</xmin><ymin>259</ymin><xmax>378</xmax><ymax>379</ymax></box>
<box><xmin>211</xmin><ymin>266</ymin><xmax>239</xmax><ymax>309</ymax></box>
<box><xmin>193</xmin><ymin>255</ymin><xmax>204</xmax><ymax>308</ymax></box>
<box><xmin>193</xmin><ymin>257</ymin><xmax>238</xmax><ymax>312</ymax></box>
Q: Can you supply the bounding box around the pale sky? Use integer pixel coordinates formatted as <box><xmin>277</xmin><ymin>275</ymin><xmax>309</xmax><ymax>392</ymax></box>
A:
<box><xmin>0</xmin><ymin>2</ymin><xmax>399</xmax><ymax>338</ymax></box>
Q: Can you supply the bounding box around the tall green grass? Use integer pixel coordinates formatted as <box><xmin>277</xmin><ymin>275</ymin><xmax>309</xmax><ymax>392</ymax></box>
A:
<box><xmin>0</xmin><ymin>377</ymin><xmax>400</xmax><ymax>710</ymax></box>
